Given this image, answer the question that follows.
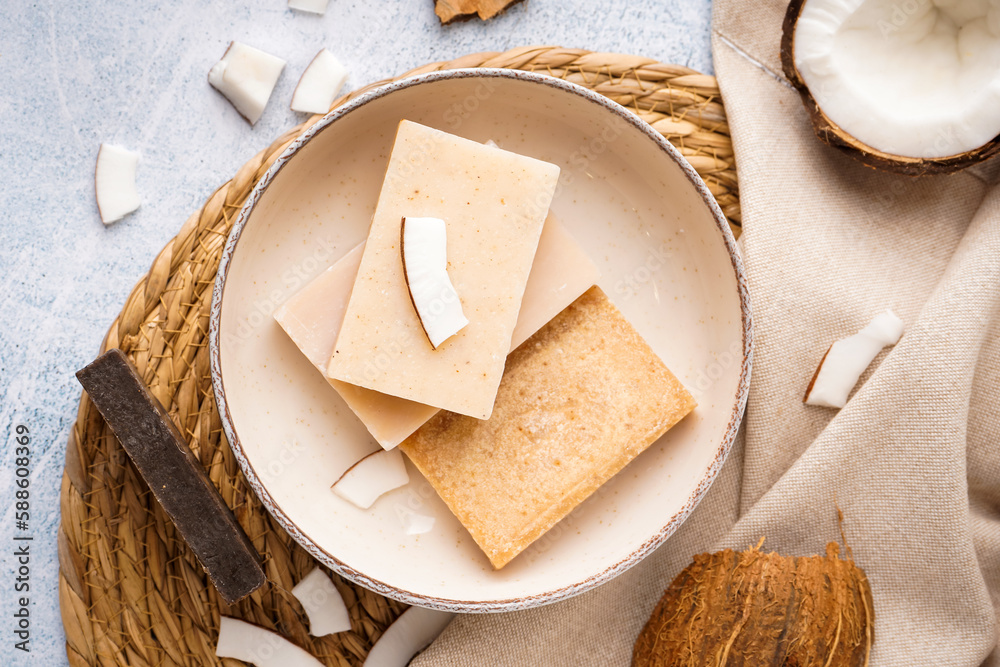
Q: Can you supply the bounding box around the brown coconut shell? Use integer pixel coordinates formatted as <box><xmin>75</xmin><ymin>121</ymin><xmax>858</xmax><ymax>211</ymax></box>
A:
<box><xmin>780</xmin><ymin>0</ymin><xmax>1000</xmax><ymax>176</ymax></box>
<box><xmin>434</xmin><ymin>0</ymin><xmax>524</xmax><ymax>24</ymax></box>
<box><xmin>633</xmin><ymin>541</ymin><xmax>874</xmax><ymax>667</ymax></box>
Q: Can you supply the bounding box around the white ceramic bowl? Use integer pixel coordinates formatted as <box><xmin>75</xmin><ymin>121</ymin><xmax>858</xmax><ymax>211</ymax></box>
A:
<box><xmin>210</xmin><ymin>69</ymin><xmax>751</xmax><ymax>612</ymax></box>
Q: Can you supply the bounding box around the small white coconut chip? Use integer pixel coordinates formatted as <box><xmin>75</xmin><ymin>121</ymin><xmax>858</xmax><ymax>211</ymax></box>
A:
<box><xmin>291</xmin><ymin>49</ymin><xmax>348</xmax><ymax>114</ymax></box>
<box><xmin>804</xmin><ymin>310</ymin><xmax>904</xmax><ymax>409</ymax></box>
<box><xmin>362</xmin><ymin>607</ymin><xmax>454</xmax><ymax>667</ymax></box>
<box><xmin>95</xmin><ymin>144</ymin><xmax>141</xmax><ymax>225</ymax></box>
<box><xmin>291</xmin><ymin>568</ymin><xmax>351</xmax><ymax>637</ymax></box>
<box><xmin>208</xmin><ymin>42</ymin><xmax>286</xmax><ymax>125</ymax></box>
<box><xmin>401</xmin><ymin>217</ymin><xmax>469</xmax><ymax>349</ymax></box>
<box><xmin>332</xmin><ymin>449</ymin><xmax>409</xmax><ymax>509</ymax></box>
<box><xmin>215</xmin><ymin>616</ymin><xmax>324</xmax><ymax>667</ymax></box>
<box><xmin>288</xmin><ymin>0</ymin><xmax>329</xmax><ymax>14</ymax></box>
<box><xmin>401</xmin><ymin>510</ymin><xmax>436</xmax><ymax>536</ymax></box>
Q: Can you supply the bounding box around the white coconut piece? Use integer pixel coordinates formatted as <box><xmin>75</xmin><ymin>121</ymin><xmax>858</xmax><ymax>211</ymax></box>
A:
<box><xmin>291</xmin><ymin>568</ymin><xmax>351</xmax><ymax>637</ymax></box>
<box><xmin>362</xmin><ymin>607</ymin><xmax>454</xmax><ymax>667</ymax></box>
<box><xmin>94</xmin><ymin>144</ymin><xmax>141</xmax><ymax>225</ymax></box>
<box><xmin>332</xmin><ymin>449</ymin><xmax>409</xmax><ymax>509</ymax></box>
<box><xmin>400</xmin><ymin>217</ymin><xmax>469</xmax><ymax>349</ymax></box>
<box><xmin>208</xmin><ymin>42</ymin><xmax>286</xmax><ymax>125</ymax></box>
<box><xmin>290</xmin><ymin>49</ymin><xmax>348</xmax><ymax>114</ymax></box>
<box><xmin>401</xmin><ymin>510</ymin><xmax>436</xmax><ymax>536</ymax></box>
<box><xmin>215</xmin><ymin>616</ymin><xmax>324</xmax><ymax>667</ymax></box>
<box><xmin>289</xmin><ymin>0</ymin><xmax>330</xmax><ymax>14</ymax></box>
<box><xmin>793</xmin><ymin>0</ymin><xmax>1000</xmax><ymax>158</ymax></box>
<box><xmin>804</xmin><ymin>310</ymin><xmax>904</xmax><ymax>409</ymax></box>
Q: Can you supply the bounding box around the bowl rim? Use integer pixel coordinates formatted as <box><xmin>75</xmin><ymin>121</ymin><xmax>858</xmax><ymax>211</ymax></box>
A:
<box><xmin>208</xmin><ymin>67</ymin><xmax>753</xmax><ymax>612</ymax></box>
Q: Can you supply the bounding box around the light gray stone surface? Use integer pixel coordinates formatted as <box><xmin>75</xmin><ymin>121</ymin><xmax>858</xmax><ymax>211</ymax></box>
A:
<box><xmin>0</xmin><ymin>0</ymin><xmax>711</xmax><ymax>663</ymax></box>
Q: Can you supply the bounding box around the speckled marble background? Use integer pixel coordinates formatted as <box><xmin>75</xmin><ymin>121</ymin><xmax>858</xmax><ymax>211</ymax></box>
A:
<box><xmin>0</xmin><ymin>1</ymin><xmax>712</xmax><ymax>663</ymax></box>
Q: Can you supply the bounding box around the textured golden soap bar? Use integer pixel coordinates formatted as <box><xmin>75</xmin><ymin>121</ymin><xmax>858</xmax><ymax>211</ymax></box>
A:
<box><xmin>401</xmin><ymin>287</ymin><xmax>696</xmax><ymax>568</ymax></box>
<box><xmin>76</xmin><ymin>349</ymin><xmax>266</xmax><ymax>605</ymax></box>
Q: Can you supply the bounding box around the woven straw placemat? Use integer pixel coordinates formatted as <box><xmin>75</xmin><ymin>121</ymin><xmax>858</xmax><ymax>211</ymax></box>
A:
<box><xmin>58</xmin><ymin>45</ymin><xmax>739</xmax><ymax>666</ymax></box>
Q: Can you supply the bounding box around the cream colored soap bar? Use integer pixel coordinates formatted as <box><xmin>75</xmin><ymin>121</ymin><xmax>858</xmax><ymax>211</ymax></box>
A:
<box><xmin>326</xmin><ymin>120</ymin><xmax>561</xmax><ymax>419</ymax></box>
<box><xmin>274</xmin><ymin>215</ymin><xmax>600</xmax><ymax>449</ymax></box>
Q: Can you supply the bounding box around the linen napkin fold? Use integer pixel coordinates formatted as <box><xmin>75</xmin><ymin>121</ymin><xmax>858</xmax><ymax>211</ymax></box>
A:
<box><xmin>415</xmin><ymin>1</ymin><xmax>1000</xmax><ymax>664</ymax></box>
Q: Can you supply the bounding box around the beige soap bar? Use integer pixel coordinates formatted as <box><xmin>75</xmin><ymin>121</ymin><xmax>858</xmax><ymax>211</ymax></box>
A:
<box><xmin>400</xmin><ymin>287</ymin><xmax>697</xmax><ymax>569</ymax></box>
<box><xmin>326</xmin><ymin>120</ymin><xmax>561</xmax><ymax>419</ymax></box>
<box><xmin>274</xmin><ymin>215</ymin><xmax>600</xmax><ymax>448</ymax></box>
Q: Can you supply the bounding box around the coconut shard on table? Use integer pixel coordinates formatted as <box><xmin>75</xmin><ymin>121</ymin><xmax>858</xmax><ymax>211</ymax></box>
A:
<box><xmin>633</xmin><ymin>539</ymin><xmax>874</xmax><ymax>666</ymax></box>
<box><xmin>782</xmin><ymin>0</ymin><xmax>1000</xmax><ymax>175</ymax></box>
<box><xmin>434</xmin><ymin>0</ymin><xmax>523</xmax><ymax>23</ymax></box>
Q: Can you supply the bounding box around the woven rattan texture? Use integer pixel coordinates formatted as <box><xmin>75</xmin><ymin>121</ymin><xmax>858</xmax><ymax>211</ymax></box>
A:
<box><xmin>59</xmin><ymin>46</ymin><xmax>739</xmax><ymax>666</ymax></box>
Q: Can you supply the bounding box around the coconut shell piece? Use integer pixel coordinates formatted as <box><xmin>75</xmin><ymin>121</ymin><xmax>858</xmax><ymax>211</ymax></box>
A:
<box><xmin>633</xmin><ymin>541</ymin><xmax>873</xmax><ymax>667</ymax></box>
<box><xmin>434</xmin><ymin>0</ymin><xmax>523</xmax><ymax>24</ymax></box>
<box><xmin>780</xmin><ymin>0</ymin><xmax>1000</xmax><ymax>176</ymax></box>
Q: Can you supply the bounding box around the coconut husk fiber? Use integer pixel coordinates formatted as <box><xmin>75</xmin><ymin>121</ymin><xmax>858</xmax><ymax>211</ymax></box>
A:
<box><xmin>632</xmin><ymin>540</ymin><xmax>873</xmax><ymax>667</ymax></box>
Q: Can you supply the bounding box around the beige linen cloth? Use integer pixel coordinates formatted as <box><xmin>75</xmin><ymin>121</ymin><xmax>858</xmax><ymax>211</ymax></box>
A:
<box><xmin>414</xmin><ymin>1</ymin><xmax>1000</xmax><ymax>664</ymax></box>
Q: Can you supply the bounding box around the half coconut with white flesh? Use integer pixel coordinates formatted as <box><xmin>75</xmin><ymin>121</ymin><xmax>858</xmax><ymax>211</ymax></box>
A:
<box><xmin>400</xmin><ymin>216</ymin><xmax>469</xmax><ymax>349</ymax></box>
<box><xmin>782</xmin><ymin>0</ymin><xmax>1000</xmax><ymax>174</ymax></box>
